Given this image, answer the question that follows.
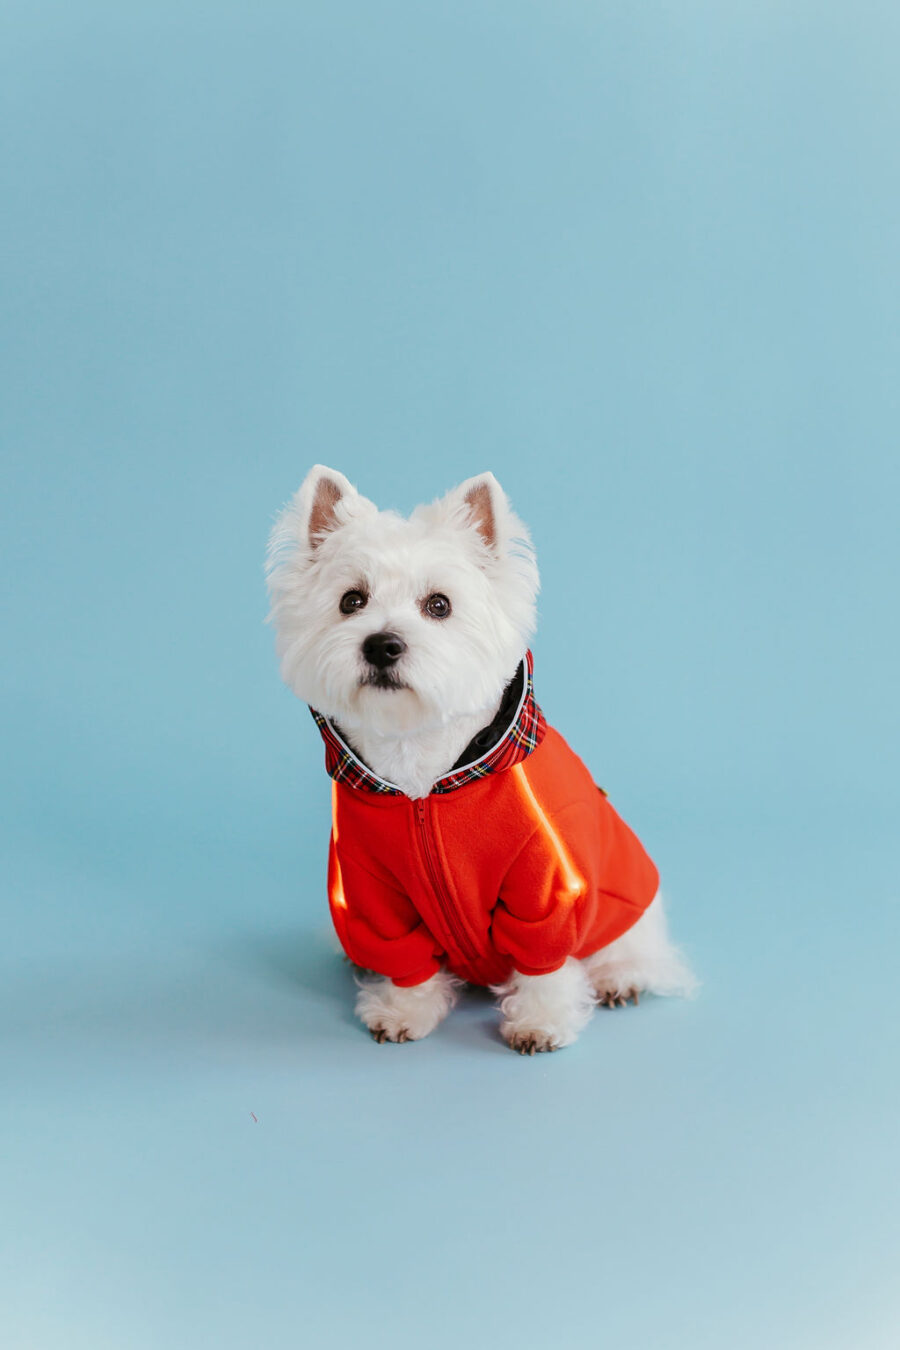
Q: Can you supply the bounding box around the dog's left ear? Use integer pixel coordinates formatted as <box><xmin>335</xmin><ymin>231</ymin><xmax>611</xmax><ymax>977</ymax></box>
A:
<box><xmin>439</xmin><ymin>472</ymin><xmax>509</xmax><ymax>555</ymax></box>
<box><xmin>417</xmin><ymin>471</ymin><xmax>539</xmax><ymax>629</ymax></box>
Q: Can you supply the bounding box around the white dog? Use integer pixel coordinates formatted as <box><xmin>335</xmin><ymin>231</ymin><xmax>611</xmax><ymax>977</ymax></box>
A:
<box><xmin>266</xmin><ymin>467</ymin><xmax>695</xmax><ymax>1052</ymax></box>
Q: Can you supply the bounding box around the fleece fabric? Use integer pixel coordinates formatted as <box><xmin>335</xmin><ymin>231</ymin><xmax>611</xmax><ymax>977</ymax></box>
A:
<box><xmin>310</xmin><ymin>651</ymin><xmax>659</xmax><ymax>988</ymax></box>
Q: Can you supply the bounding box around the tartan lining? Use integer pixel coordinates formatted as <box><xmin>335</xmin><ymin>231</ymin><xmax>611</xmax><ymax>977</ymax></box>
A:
<box><xmin>309</xmin><ymin>649</ymin><xmax>546</xmax><ymax>796</ymax></box>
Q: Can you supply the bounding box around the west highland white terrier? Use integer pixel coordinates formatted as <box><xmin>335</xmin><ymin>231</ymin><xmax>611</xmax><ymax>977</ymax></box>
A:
<box><xmin>266</xmin><ymin>466</ymin><xmax>696</xmax><ymax>1053</ymax></box>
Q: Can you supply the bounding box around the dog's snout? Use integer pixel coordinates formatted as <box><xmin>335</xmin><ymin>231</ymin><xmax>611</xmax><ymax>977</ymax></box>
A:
<box><xmin>362</xmin><ymin>631</ymin><xmax>407</xmax><ymax>669</ymax></box>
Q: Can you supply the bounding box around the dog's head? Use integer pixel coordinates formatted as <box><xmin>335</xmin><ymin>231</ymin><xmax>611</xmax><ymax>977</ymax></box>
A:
<box><xmin>265</xmin><ymin>466</ymin><xmax>539</xmax><ymax>736</ymax></box>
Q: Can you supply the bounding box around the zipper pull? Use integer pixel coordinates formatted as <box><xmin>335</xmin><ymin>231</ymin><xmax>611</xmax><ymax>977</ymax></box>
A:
<box><xmin>415</xmin><ymin>798</ymin><xmax>426</xmax><ymax>824</ymax></box>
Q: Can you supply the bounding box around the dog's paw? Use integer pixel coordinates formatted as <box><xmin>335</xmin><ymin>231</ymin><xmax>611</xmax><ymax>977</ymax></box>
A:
<box><xmin>355</xmin><ymin>969</ymin><xmax>461</xmax><ymax>1045</ymax></box>
<box><xmin>504</xmin><ymin>1029</ymin><xmax>561</xmax><ymax>1055</ymax></box>
<box><xmin>358</xmin><ymin>999</ymin><xmax>425</xmax><ymax>1045</ymax></box>
<box><xmin>493</xmin><ymin>959</ymin><xmax>595</xmax><ymax>1054</ymax></box>
<box><xmin>369</xmin><ymin>1024</ymin><xmax>413</xmax><ymax>1044</ymax></box>
<box><xmin>596</xmin><ymin>986</ymin><xmax>640</xmax><ymax>1009</ymax></box>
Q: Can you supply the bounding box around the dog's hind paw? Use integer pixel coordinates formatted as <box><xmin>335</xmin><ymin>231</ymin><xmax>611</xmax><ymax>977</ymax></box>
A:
<box><xmin>596</xmin><ymin>987</ymin><xmax>640</xmax><ymax>1009</ymax></box>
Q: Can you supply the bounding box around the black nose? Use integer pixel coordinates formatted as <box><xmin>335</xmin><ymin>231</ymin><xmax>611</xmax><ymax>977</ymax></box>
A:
<box><xmin>362</xmin><ymin>631</ymin><xmax>407</xmax><ymax>669</ymax></box>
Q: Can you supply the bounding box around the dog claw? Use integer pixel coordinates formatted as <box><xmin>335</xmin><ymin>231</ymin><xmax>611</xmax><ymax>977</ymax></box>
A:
<box><xmin>370</xmin><ymin>1026</ymin><xmax>412</xmax><ymax>1044</ymax></box>
<box><xmin>511</xmin><ymin>1034</ymin><xmax>556</xmax><ymax>1055</ymax></box>
<box><xmin>598</xmin><ymin>986</ymin><xmax>640</xmax><ymax>1009</ymax></box>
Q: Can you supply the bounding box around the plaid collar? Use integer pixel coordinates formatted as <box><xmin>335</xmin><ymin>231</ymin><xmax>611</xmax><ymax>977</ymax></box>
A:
<box><xmin>308</xmin><ymin>649</ymin><xmax>546</xmax><ymax>796</ymax></box>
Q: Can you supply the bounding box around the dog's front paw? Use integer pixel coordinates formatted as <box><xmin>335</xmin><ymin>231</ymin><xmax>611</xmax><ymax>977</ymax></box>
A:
<box><xmin>504</xmin><ymin>1028</ymin><xmax>561</xmax><ymax>1055</ymax></box>
<box><xmin>493</xmin><ymin>960</ymin><xmax>596</xmax><ymax>1056</ymax></box>
<box><xmin>369</xmin><ymin>1024</ymin><xmax>413</xmax><ymax>1044</ymax></box>
<box><xmin>355</xmin><ymin>970</ymin><xmax>461</xmax><ymax>1045</ymax></box>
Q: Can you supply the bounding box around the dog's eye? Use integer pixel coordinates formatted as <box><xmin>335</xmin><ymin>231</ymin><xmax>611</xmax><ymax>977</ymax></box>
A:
<box><xmin>423</xmin><ymin>593</ymin><xmax>451</xmax><ymax>619</ymax></box>
<box><xmin>339</xmin><ymin>589</ymin><xmax>368</xmax><ymax>615</ymax></box>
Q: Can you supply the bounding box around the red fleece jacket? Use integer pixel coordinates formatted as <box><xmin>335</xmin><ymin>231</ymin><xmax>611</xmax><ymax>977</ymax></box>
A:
<box><xmin>311</xmin><ymin>652</ymin><xmax>659</xmax><ymax>988</ymax></box>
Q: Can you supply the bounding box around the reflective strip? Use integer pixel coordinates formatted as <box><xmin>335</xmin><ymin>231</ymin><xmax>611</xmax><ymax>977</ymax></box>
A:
<box><xmin>330</xmin><ymin>781</ymin><xmax>347</xmax><ymax>909</ymax></box>
<box><xmin>511</xmin><ymin>762</ymin><xmax>585</xmax><ymax>901</ymax></box>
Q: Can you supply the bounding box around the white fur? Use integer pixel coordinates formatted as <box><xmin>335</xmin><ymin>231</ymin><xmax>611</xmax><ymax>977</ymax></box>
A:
<box><xmin>355</xmin><ymin>969</ymin><xmax>462</xmax><ymax>1042</ymax></box>
<box><xmin>583</xmin><ymin>891</ymin><xmax>699</xmax><ymax>1002</ymax></box>
<box><xmin>494</xmin><ymin>894</ymin><xmax>697</xmax><ymax>1051</ymax></box>
<box><xmin>266</xmin><ymin>466</ymin><xmax>697</xmax><ymax>1051</ymax></box>
<box><xmin>493</xmin><ymin>958</ymin><xmax>597</xmax><ymax>1053</ymax></box>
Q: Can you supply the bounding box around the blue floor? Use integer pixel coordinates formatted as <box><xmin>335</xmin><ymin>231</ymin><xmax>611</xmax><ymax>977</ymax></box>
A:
<box><xmin>3</xmin><ymin>2</ymin><xmax>899</xmax><ymax>1345</ymax></box>
<box><xmin>3</xmin><ymin>793</ymin><xmax>898</xmax><ymax>1347</ymax></box>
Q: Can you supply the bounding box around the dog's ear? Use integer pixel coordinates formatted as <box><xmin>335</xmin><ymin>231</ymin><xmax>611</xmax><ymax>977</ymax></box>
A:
<box><xmin>303</xmin><ymin>465</ymin><xmax>355</xmax><ymax>551</ymax></box>
<box><xmin>267</xmin><ymin>465</ymin><xmax>375</xmax><ymax>575</ymax></box>
<box><xmin>438</xmin><ymin>472</ymin><xmax>509</xmax><ymax>555</ymax></box>
<box><xmin>299</xmin><ymin>464</ymin><xmax>378</xmax><ymax>551</ymax></box>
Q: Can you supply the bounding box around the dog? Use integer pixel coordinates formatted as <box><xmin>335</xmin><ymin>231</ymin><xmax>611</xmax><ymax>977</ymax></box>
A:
<box><xmin>266</xmin><ymin>466</ymin><xmax>696</xmax><ymax>1052</ymax></box>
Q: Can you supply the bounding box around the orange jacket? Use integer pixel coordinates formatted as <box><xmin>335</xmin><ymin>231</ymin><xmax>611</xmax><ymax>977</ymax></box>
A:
<box><xmin>311</xmin><ymin>652</ymin><xmax>659</xmax><ymax>988</ymax></box>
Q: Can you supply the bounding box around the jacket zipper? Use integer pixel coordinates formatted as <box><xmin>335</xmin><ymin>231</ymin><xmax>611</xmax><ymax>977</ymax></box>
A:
<box><xmin>414</xmin><ymin>798</ymin><xmax>479</xmax><ymax>965</ymax></box>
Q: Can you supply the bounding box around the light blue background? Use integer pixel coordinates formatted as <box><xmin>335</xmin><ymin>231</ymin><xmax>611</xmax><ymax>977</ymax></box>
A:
<box><xmin>2</xmin><ymin>2</ymin><xmax>898</xmax><ymax>1347</ymax></box>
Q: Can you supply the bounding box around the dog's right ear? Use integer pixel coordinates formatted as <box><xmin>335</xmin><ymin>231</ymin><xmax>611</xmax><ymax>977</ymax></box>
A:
<box><xmin>267</xmin><ymin>465</ymin><xmax>376</xmax><ymax>578</ymax></box>
<box><xmin>301</xmin><ymin>465</ymin><xmax>361</xmax><ymax>552</ymax></box>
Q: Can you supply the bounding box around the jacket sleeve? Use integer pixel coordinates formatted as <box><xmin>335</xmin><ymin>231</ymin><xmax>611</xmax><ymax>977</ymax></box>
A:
<box><xmin>489</xmin><ymin>811</ymin><xmax>589</xmax><ymax>977</ymax></box>
<box><xmin>328</xmin><ymin>839</ymin><xmax>443</xmax><ymax>987</ymax></box>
